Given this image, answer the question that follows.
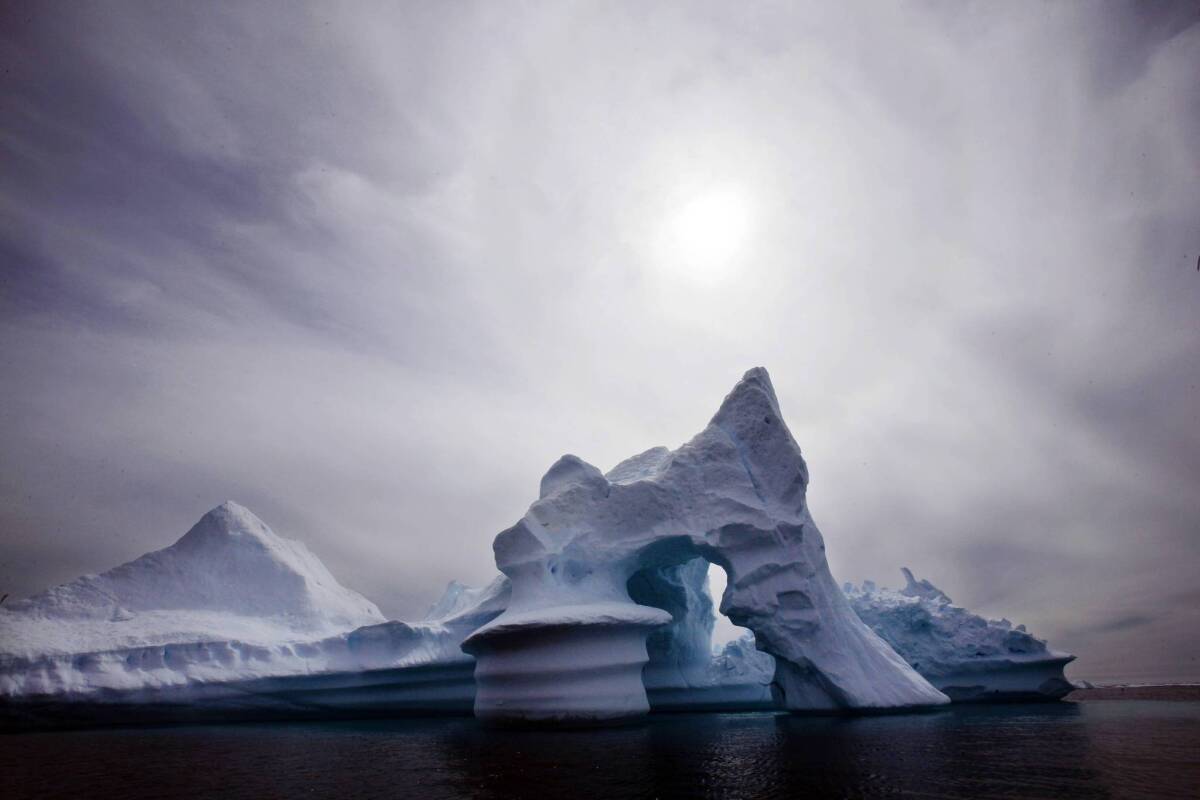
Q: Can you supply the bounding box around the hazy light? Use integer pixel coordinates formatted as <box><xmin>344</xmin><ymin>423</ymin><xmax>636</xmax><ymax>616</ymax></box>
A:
<box><xmin>708</xmin><ymin>563</ymin><xmax>752</xmax><ymax>647</ymax></box>
<box><xmin>657</xmin><ymin>187</ymin><xmax>753</xmax><ymax>284</ymax></box>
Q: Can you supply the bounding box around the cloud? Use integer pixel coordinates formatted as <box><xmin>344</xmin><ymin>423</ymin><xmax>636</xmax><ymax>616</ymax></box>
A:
<box><xmin>1</xmin><ymin>1</ymin><xmax>1197</xmax><ymax>682</ymax></box>
<box><xmin>1082</xmin><ymin>614</ymin><xmax>1155</xmax><ymax>636</ymax></box>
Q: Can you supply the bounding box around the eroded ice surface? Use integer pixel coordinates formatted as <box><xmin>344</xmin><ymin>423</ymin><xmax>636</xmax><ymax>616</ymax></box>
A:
<box><xmin>0</xmin><ymin>504</ymin><xmax>504</xmax><ymax>702</ymax></box>
<box><xmin>843</xmin><ymin>569</ymin><xmax>1076</xmax><ymax>701</ymax></box>
<box><xmin>3</xmin><ymin>502</ymin><xmax>383</xmax><ymax>656</ymax></box>
<box><xmin>631</xmin><ymin>561</ymin><xmax>1077</xmax><ymax>705</ymax></box>
<box><xmin>463</xmin><ymin>368</ymin><xmax>948</xmax><ymax>723</ymax></box>
<box><xmin>0</xmin><ymin>376</ymin><xmax>1070</xmax><ymax>719</ymax></box>
<box><xmin>627</xmin><ymin>561</ymin><xmax>773</xmax><ymax>709</ymax></box>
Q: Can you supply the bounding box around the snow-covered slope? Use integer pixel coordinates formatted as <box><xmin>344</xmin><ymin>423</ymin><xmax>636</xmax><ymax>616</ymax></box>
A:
<box><xmin>844</xmin><ymin>569</ymin><xmax>1076</xmax><ymax>701</ymax></box>
<box><xmin>423</xmin><ymin>576</ymin><xmax>510</xmax><ymax>629</ymax></box>
<box><xmin>463</xmin><ymin>368</ymin><xmax>948</xmax><ymax>724</ymax></box>
<box><xmin>0</xmin><ymin>503</ymin><xmax>393</xmax><ymax>698</ymax></box>
<box><xmin>3</xmin><ymin>501</ymin><xmax>383</xmax><ymax>655</ymax></box>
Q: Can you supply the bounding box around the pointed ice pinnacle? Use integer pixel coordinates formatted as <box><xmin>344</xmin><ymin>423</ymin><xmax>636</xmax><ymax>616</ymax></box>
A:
<box><xmin>9</xmin><ymin>501</ymin><xmax>384</xmax><ymax>631</ymax></box>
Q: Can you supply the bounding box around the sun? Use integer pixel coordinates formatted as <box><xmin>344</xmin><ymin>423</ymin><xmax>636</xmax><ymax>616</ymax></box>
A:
<box><xmin>657</xmin><ymin>187</ymin><xmax>753</xmax><ymax>284</ymax></box>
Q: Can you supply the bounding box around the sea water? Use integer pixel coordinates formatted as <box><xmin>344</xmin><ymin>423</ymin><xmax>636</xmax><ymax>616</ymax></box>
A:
<box><xmin>5</xmin><ymin>700</ymin><xmax>1198</xmax><ymax>799</ymax></box>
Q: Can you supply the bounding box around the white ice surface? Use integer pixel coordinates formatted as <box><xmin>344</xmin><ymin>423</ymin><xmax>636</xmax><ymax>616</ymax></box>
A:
<box><xmin>0</xmin><ymin>504</ymin><xmax>506</xmax><ymax>700</ymax></box>
<box><xmin>464</xmin><ymin>368</ymin><xmax>948</xmax><ymax>722</ymax></box>
<box><xmin>843</xmin><ymin>569</ymin><xmax>1076</xmax><ymax>700</ymax></box>
<box><xmin>2</xmin><ymin>502</ymin><xmax>383</xmax><ymax>657</ymax></box>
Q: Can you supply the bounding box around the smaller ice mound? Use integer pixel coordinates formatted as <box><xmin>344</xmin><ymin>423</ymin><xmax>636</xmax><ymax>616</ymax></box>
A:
<box><xmin>0</xmin><ymin>503</ymin><xmax>474</xmax><ymax>703</ymax></box>
<box><xmin>4</xmin><ymin>501</ymin><xmax>384</xmax><ymax>652</ymax></box>
<box><xmin>423</xmin><ymin>576</ymin><xmax>510</xmax><ymax>629</ymax></box>
<box><xmin>844</xmin><ymin>568</ymin><xmax>1076</xmax><ymax>702</ymax></box>
<box><xmin>708</xmin><ymin>634</ymin><xmax>776</xmax><ymax>691</ymax></box>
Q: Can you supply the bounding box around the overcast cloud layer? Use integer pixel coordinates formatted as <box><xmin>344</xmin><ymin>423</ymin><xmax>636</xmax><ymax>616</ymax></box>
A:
<box><xmin>2</xmin><ymin>1</ymin><xmax>1198</xmax><ymax>683</ymax></box>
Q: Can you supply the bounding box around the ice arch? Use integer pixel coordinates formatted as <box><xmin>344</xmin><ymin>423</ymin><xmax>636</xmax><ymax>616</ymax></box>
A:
<box><xmin>462</xmin><ymin>368</ymin><xmax>948</xmax><ymax>724</ymax></box>
<box><xmin>627</xmin><ymin>560</ymin><xmax>716</xmax><ymax>696</ymax></box>
<box><xmin>628</xmin><ymin>558</ymin><xmax>776</xmax><ymax>711</ymax></box>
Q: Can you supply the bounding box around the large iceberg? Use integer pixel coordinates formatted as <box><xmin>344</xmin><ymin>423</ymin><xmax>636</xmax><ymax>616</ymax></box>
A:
<box><xmin>462</xmin><ymin>368</ymin><xmax>948</xmax><ymax>724</ymax></box>
<box><xmin>1</xmin><ymin>369</ymin><xmax>1078</xmax><ymax>728</ymax></box>
<box><xmin>844</xmin><ymin>569</ymin><xmax>1076</xmax><ymax>701</ymax></box>
<box><xmin>370</xmin><ymin>558</ymin><xmax>1074</xmax><ymax>716</ymax></box>
<box><xmin>458</xmin><ymin>559</ymin><xmax>1079</xmax><ymax>709</ymax></box>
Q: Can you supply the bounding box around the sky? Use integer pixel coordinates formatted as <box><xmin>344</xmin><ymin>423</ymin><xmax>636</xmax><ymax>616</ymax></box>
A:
<box><xmin>1</xmin><ymin>1</ymin><xmax>1198</xmax><ymax>684</ymax></box>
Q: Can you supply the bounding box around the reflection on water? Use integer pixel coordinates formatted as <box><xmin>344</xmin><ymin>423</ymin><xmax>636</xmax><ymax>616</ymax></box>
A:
<box><xmin>5</xmin><ymin>702</ymin><xmax>1199</xmax><ymax>799</ymax></box>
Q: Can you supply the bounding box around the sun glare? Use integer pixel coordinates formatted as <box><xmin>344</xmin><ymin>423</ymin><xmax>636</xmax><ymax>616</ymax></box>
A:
<box><xmin>658</xmin><ymin>187</ymin><xmax>753</xmax><ymax>284</ymax></box>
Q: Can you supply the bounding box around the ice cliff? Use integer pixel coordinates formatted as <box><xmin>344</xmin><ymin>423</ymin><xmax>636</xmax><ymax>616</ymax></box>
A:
<box><xmin>462</xmin><ymin>367</ymin><xmax>948</xmax><ymax>723</ymax></box>
<box><xmin>844</xmin><ymin>569</ymin><xmax>1076</xmax><ymax>701</ymax></box>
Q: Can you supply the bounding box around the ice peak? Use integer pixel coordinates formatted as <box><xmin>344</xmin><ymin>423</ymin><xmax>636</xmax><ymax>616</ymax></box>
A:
<box><xmin>899</xmin><ymin>568</ymin><xmax>952</xmax><ymax>604</ymax></box>
<box><xmin>711</xmin><ymin>367</ymin><xmax>781</xmax><ymax>426</ymax></box>
<box><xmin>606</xmin><ymin>447</ymin><xmax>672</xmax><ymax>485</ymax></box>
<box><xmin>8</xmin><ymin>502</ymin><xmax>384</xmax><ymax>630</ymax></box>
<box><xmin>539</xmin><ymin>454</ymin><xmax>605</xmax><ymax>499</ymax></box>
<box><xmin>175</xmin><ymin>501</ymin><xmax>279</xmax><ymax>551</ymax></box>
<box><xmin>207</xmin><ymin>500</ymin><xmax>265</xmax><ymax>528</ymax></box>
<box><xmin>423</xmin><ymin>580</ymin><xmax>470</xmax><ymax>620</ymax></box>
<box><xmin>707</xmin><ymin>367</ymin><xmax>808</xmax><ymax>509</ymax></box>
<box><xmin>216</xmin><ymin>499</ymin><xmax>252</xmax><ymax>516</ymax></box>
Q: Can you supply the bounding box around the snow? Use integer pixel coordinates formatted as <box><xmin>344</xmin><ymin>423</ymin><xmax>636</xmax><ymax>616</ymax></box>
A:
<box><xmin>2</xmin><ymin>502</ymin><xmax>383</xmax><ymax>657</ymax></box>
<box><xmin>844</xmin><ymin>569</ymin><xmax>1076</xmax><ymax>701</ymax></box>
<box><xmin>463</xmin><ymin>367</ymin><xmax>948</xmax><ymax>723</ymax></box>
<box><xmin>0</xmin><ymin>503</ymin><xmax>454</xmax><ymax>701</ymax></box>
<box><xmin>466</xmin><ymin>602</ymin><xmax>671</xmax><ymax>638</ymax></box>
<box><xmin>422</xmin><ymin>575</ymin><xmax>510</xmax><ymax>631</ymax></box>
<box><xmin>0</xmin><ymin>504</ymin><xmax>512</xmax><ymax>711</ymax></box>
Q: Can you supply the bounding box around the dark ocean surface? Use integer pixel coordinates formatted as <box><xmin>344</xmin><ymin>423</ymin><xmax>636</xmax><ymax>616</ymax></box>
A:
<box><xmin>5</xmin><ymin>699</ymin><xmax>1198</xmax><ymax>799</ymax></box>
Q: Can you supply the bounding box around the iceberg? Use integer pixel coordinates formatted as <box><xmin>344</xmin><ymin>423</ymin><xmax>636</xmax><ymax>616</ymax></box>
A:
<box><xmin>546</xmin><ymin>555</ymin><xmax>1078</xmax><ymax>708</ymax></box>
<box><xmin>462</xmin><ymin>368</ymin><xmax>948</xmax><ymax>724</ymax></box>
<box><xmin>0</xmin><ymin>503</ymin><xmax>505</xmax><ymax>720</ymax></box>
<box><xmin>628</xmin><ymin>561</ymin><xmax>1077</xmax><ymax>707</ymax></box>
<box><xmin>843</xmin><ymin>569</ymin><xmax>1076</xmax><ymax>701</ymax></box>
<box><xmin>0</xmin><ymin>369</ymin><xmax>1076</xmax><ymax>728</ymax></box>
<box><xmin>409</xmin><ymin>559</ymin><xmax>1077</xmax><ymax>715</ymax></box>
